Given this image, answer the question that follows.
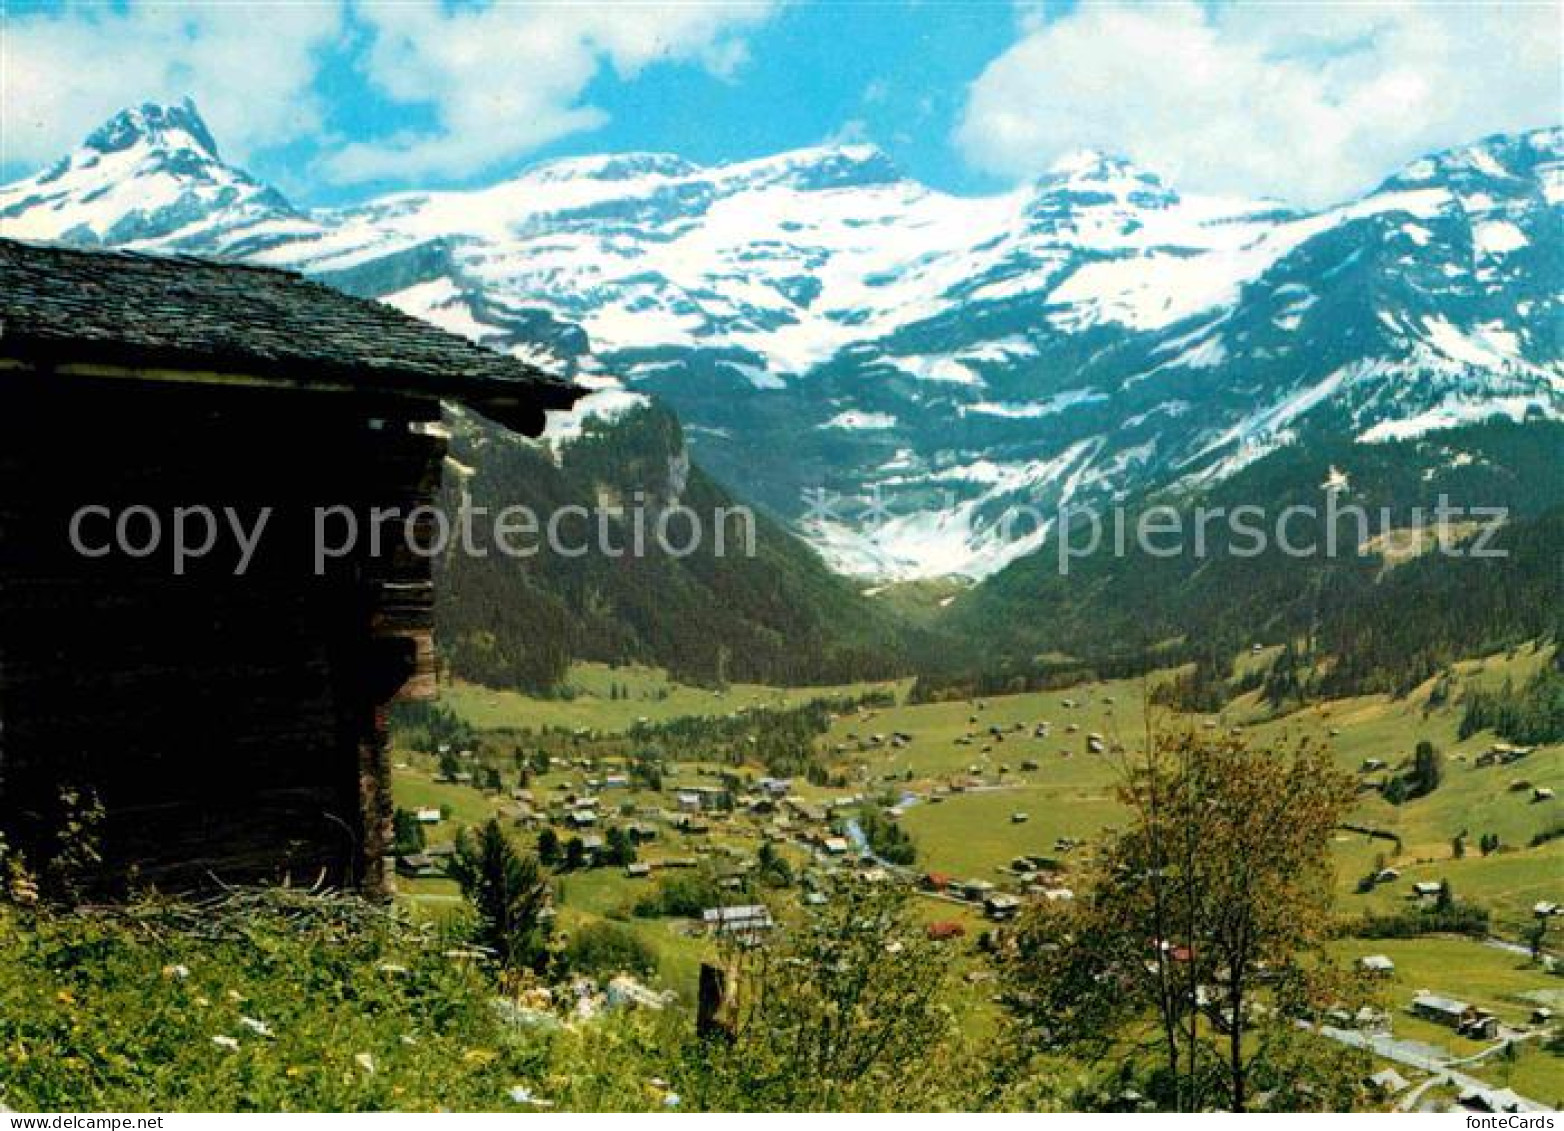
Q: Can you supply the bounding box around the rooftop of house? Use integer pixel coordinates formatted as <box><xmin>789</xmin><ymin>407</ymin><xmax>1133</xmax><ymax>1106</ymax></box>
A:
<box><xmin>1459</xmin><ymin>1086</ymin><xmax>1534</xmax><ymax>1113</ymax></box>
<box><xmin>701</xmin><ymin>904</ymin><xmax>773</xmax><ymax>924</ymax></box>
<box><xmin>1412</xmin><ymin>992</ymin><xmax>1470</xmax><ymax>1014</ymax></box>
<box><xmin>0</xmin><ymin>238</ymin><xmax>580</xmax><ymax>431</ymax></box>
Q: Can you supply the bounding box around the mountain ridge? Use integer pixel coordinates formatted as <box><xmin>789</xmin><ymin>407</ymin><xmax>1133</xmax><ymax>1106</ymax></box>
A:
<box><xmin>2</xmin><ymin>101</ymin><xmax>1559</xmax><ymax>582</ymax></box>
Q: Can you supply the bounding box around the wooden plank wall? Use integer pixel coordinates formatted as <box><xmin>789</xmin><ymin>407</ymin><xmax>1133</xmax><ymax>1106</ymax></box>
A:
<box><xmin>0</xmin><ymin>379</ymin><xmax>445</xmax><ymax>895</ymax></box>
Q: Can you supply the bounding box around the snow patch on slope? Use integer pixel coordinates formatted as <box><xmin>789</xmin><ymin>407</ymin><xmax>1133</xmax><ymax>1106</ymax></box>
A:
<box><xmin>824</xmin><ymin>410</ymin><xmax>897</xmax><ymax>430</ymax></box>
<box><xmin>1357</xmin><ymin>396</ymin><xmax>1548</xmax><ymax>442</ymax></box>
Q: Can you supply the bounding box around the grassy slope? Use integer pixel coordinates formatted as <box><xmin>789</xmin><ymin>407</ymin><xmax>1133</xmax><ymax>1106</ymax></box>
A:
<box><xmin>1322</xmin><ymin>936</ymin><xmax>1564</xmax><ymax>1106</ymax></box>
<box><xmin>798</xmin><ymin>649</ymin><xmax>1561</xmax><ymax>931</ymax></box>
<box><xmin>392</xmin><ymin>653</ymin><xmax>1562</xmax><ymax>1099</ymax></box>
<box><xmin>6</xmin><ymin>650</ymin><xmax>1555</xmax><ymax>1110</ymax></box>
<box><xmin>439</xmin><ymin>663</ymin><xmax>903</xmax><ymax>733</ymax></box>
<box><xmin>422</xmin><ymin>656</ymin><xmax>1561</xmax><ymax>931</ymax></box>
<box><xmin>0</xmin><ymin>896</ymin><xmax>675</xmax><ymax>1111</ymax></box>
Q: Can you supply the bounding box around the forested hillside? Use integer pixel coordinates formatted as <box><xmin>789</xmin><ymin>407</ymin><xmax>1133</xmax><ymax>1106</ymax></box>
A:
<box><xmin>434</xmin><ymin>403</ymin><xmax>917</xmax><ymax>692</ymax></box>
<box><xmin>435</xmin><ymin>412</ymin><xmax>1562</xmax><ymax>700</ymax></box>
<box><xmin>932</xmin><ymin>419</ymin><xmax>1564</xmax><ymax>697</ymax></box>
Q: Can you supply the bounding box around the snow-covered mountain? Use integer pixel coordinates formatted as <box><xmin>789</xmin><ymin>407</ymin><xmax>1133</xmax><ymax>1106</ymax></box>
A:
<box><xmin>4</xmin><ymin>101</ymin><xmax>1560</xmax><ymax>579</ymax></box>
<box><xmin>0</xmin><ymin>100</ymin><xmax>299</xmax><ymax>247</ymax></box>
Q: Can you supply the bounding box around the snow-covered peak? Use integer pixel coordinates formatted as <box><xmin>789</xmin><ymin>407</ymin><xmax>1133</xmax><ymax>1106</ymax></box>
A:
<box><xmin>716</xmin><ymin>143</ymin><xmax>902</xmax><ymax>192</ymax></box>
<box><xmin>82</xmin><ymin>98</ymin><xmax>222</xmax><ymax>162</ymax></box>
<box><xmin>1036</xmin><ymin>148</ymin><xmax>1176</xmax><ymax>201</ymax></box>
<box><xmin>304</xmin><ymin>141</ymin><xmax>908</xmax><ymax>252</ymax></box>
<box><xmin>1046</xmin><ymin>148</ymin><xmax>1149</xmax><ymax>182</ymax></box>
<box><xmin>1017</xmin><ymin>150</ymin><xmax>1185</xmax><ymax>243</ymax></box>
<box><xmin>0</xmin><ymin>97</ymin><xmax>298</xmax><ymax>248</ymax></box>
<box><xmin>526</xmin><ymin>152</ymin><xmax>702</xmax><ymax>184</ymax></box>
<box><xmin>1016</xmin><ymin>149</ymin><xmax>1185</xmax><ymax>241</ymax></box>
<box><xmin>1378</xmin><ymin>126</ymin><xmax>1563</xmax><ymax>195</ymax></box>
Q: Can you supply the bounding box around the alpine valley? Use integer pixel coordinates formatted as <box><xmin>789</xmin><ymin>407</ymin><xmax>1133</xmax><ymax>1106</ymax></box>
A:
<box><xmin>3</xmin><ymin>100</ymin><xmax>1561</xmax><ymax>690</ymax></box>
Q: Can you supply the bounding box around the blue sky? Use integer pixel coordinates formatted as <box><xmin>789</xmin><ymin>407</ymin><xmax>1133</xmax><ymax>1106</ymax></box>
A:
<box><xmin>3</xmin><ymin>1</ymin><xmax>1559</xmax><ymax>207</ymax></box>
<box><xmin>528</xmin><ymin>4</ymin><xmax>1020</xmax><ymax>193</ymax></box>
<box><xmin>301</xmin><ymin>1</ymin><xmax>1023</xmax><ymax>203</ymax></box>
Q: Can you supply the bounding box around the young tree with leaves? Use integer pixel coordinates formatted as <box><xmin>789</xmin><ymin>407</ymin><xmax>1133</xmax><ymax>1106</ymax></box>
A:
<box><xmin>999</xmin><ymin>726</ymin><xmax>1363</xmax><ymax>1111</ymax></box>
<box><xmin>755</xmin><ymin>841</ymin><xmax>793</xmax><ymax>888</ymax></box>
<box><xmin>1526</xmin><ymin>916</ymin><xmax>1550</xmax><ymax>962</ymax></box>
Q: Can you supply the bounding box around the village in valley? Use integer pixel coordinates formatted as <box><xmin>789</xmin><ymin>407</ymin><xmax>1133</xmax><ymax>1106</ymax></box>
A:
<box><xmin>387</xmin><ymin>644</ymin><xmax>1564</xmax><ymax>1113</ymax></box>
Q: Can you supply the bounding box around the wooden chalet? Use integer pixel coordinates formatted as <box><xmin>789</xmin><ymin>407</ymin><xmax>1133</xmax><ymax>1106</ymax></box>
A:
<box><xmin>0</xmin><ymin>239</ymin><xmax>578</xmax><ymax>895</ymax></box>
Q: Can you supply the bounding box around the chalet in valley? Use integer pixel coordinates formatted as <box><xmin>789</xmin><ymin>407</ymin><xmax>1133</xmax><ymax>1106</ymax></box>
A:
<box><xmin>0</xmin><ymin>238</ymin><xmax>578</xmax><ymax>894</ymax></box>
<box><xmin>1410</xmin><ymin>992</ymin><xmax>1501</xmax><ymax>1040</ymax></box>
<box><xmin>701</xmin><ymin>904</ymin><xmax>775</xmax><ymax>937</ymax></box>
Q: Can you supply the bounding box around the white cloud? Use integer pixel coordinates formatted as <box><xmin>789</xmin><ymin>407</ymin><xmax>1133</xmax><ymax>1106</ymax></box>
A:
<box><xmin>1</xmin><ymin>2</ymin><xmax>341</xmax><ymax>168</ymax></box>
<box><xmin>955</xmin><ymin>1</ymin><xmax>1562</xmax><ymax>205</ymax></box>
<box><xmin>322</xmin><ymin>1</ymin><xmax>782</xmax><ymax>184</ymax></box>
<box><xmin>0</xmin><ymin>0</ymin><xmax>781</xmax><ymax>186</ymax></box>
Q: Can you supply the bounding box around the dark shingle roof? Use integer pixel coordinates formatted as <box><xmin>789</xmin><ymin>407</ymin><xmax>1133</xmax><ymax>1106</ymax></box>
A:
<box><xmin>0</xmin><ymin>239</ymin><xmax>579</xmax><ymax>429</ymax></box>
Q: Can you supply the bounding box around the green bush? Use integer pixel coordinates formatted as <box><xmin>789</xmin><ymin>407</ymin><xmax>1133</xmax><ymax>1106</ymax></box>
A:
<box><xmin>1352</xmin><ymin>902</ymin><xmax>1491</xmax><ymax>939</ymax></box>
<box><xmin>561</xmin><ymin>922</ymin><xmax>656</xmax><ymax>980</ymax></box>
<box><xmin>632</xmin><ymin>871</ymin><xmax>724</xmax><ymax>919</ymax></box>
<box><xmin>852</xmin><ymin>808</ymin><xmax>916</xmax><ymax>866</ymax></box>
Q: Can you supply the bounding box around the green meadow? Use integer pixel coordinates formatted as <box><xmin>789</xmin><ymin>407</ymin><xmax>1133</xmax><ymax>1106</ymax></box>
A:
<box><xmin>392</xmin><ymin>649</ymin><xmax>1562</xmax><ymax>1100</ymax></box>
<box><xmin>439</xmin><ymin>663</ymin><xmax>900</xmax><ymax>733</ymax></box>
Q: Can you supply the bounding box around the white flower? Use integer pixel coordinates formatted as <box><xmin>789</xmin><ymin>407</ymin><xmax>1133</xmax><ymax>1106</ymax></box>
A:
<box><xmin>239</xmin><ymin>1017</ymin><xmax>273</xmax><ymax>1038</ymax></box>
<box><xmin>211</xmin><ymin>1035</ymin><xmax>239</xmax><ymax>1051</ymax></box>
<box><xmin>162</xmin><ymin>964</ymin><xmax>190</xmax><ymax>980</ymax></box>
<box><xmin>507</xmin><ymin>1086</ymin><xmax>553</xmax><ymax>1107</ymax></box>
<box><xmin>354</xmin><ymin>1052</ymin><xmax>376</xmax><ymax>1074</ymax></box>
